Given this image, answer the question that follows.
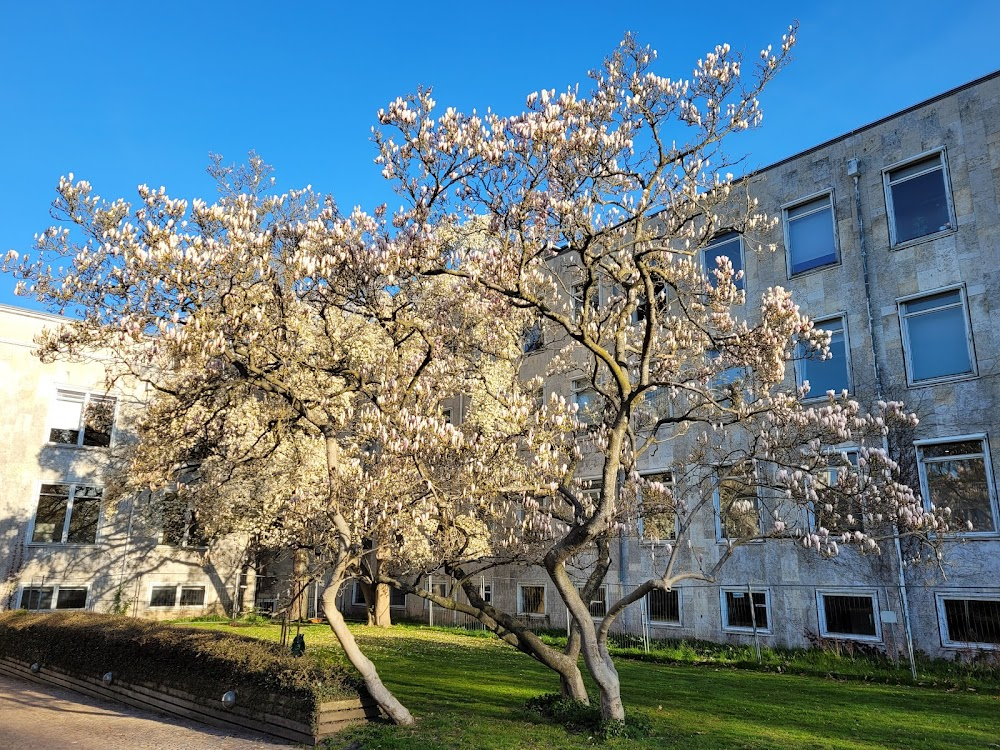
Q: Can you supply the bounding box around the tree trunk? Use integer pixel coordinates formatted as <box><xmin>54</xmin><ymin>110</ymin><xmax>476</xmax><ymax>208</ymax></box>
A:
<box><xmin>322</xmin><ymin>582</ymin><xmax>415</xmax><ymax>725</ymax></box>
<box><xmin>547</xmin><ymin>558</ymin><xmax>625</xmax><ymax>721</ymax></box>
<box><xmin>372</xmin><ymin>582</ymin><xmax>392</xmax><ymax>627</ymax></box>
<box><xmin>290</xmin><ymin>547</ymin><xmax>310</xmax><ymax>620</ymax></box>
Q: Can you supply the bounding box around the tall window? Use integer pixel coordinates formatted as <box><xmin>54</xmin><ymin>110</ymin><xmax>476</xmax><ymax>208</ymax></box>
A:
<box><xmin>885</xmin><ymin>152</ymin><xmax>954</xmax><ymax>245</ymax></box>
<box><xmin>572</xmin><ymin>378</ymin><xmax>601</xmax><ymax>424</ymax></box>
<box><xmin>702</xmin><ymin>233</ymin><xmax>744</xmax><ymax>291</ymax></box>
<box><xmin>523</xmin><ymin>320</ymin><xmax>544</xmax><ymax>354</ymax></box>
<box><xmin>797</xmin><ymin>317</ymin><xmax>851</xmax><ymax>397</ymax></box>
<box><xmin>638</xmin><ymin>472</ymin><xmax>676</xmax><ymax>541</ymax></box>
<box><xmin>917</xmin><ymin>438</ymin><xmax>996</xmax><ymax>533</ymax></box>
<box><xmin>30</xmin><ymin>483</ymin><xmax>101</xmax><ymax>544</ymax></box>
<box><xmin>580</xmin><ymin>585</ymin><xmax>607</xmax><ymax>618</ymax></box>
<box><xmin>160</xmin><ymin>493</ymin><xmax>207</xmax><ymax>547</ymax></box>
<box><xmin>647</xmin><ymin>589</ymin><xmax>680</xmax><ymax>624</ymax></box>
<box><xmin>899</xmin><ymin>289</ymin><xmax>975</xmax><ymax>384</ymax></box>
<box><xmin>722</xmin><ymin>589</ymin><xmax>770</xmax><ymax>632</ymax></box>
<box><xmin>815</xmin><ymin>449</ymin><xmax>863</xmax><ymax>533</ymax></box>
<box><xmin>716</xmin><ymin>463</ymin><xmax>761</xmax><ymax>541</ymax></box>
<box><xmin>818</xmin><ymin>591</ymin><xmax>880</xmax><ymax>640</ymax></box>
<box><xmin>49</xmin><ymin>390</ymin><xmax>117</xmax><ymax>447</ymax></box>
<box><xmin>785</xmin><ymin>194</ymin><xmax>838</xmax><ymax>275</ymax></box>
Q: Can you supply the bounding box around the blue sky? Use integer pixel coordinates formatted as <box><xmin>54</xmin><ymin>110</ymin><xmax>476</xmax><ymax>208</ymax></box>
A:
<box><xmin>2</xmin><ymin>1</ymin><xmax>998</xmax><ymax>310</ymax></box>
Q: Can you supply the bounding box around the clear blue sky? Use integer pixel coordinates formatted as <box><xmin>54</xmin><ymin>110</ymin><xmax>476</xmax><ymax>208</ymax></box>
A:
<box><xmin>2</xmin><ymin>1</ymin><xmax>997</xmax><ymax>310</ymax></box>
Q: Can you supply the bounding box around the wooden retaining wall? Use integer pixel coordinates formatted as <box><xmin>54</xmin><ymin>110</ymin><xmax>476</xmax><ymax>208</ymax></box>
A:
<box><xmin>0</xmin><ymin>656</ymin><xmax>381</xmax><ymax>745</ymax></box>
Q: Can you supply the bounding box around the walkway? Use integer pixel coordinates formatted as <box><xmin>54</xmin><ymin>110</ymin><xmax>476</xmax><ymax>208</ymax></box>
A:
<box><xmin>0</xmin><ymin>673</ymin><xmax>298</xmax><ymax>749</ymax></box>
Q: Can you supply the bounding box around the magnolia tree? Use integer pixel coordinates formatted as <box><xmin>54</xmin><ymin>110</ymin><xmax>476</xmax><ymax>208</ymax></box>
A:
<box><xmin>366</xmin><ymin>27</ymin><xmax>954</xmax><ymax>721</ymax></box>
<box><xmin>4</xmin><ymin>155</ymin><xmax>573</xmax><ymax>724</ymax></box>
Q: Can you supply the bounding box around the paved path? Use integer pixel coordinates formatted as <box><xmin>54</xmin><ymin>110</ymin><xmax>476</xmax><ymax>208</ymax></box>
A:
<box><xmin>0</xmin><ymin>673</ymin><xmax>300</xmax><ymax>749</ymax></box>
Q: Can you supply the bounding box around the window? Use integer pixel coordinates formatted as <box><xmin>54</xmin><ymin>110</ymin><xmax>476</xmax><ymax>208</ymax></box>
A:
<box><xmin>815</xmin><ymin>450</ymin><xmax>863</xmax><ymax>533</ymax></box>
<box><xmin>523</xmin><ymin>320</ymin><xmax>544</xmax><ymax>353</ymax></box>
<box><xmin>49</xmin><ymin>389</ymin><xmax>117</xmax><ymax>447</ymax></box>
<box><xmin>638</xmin><ymin>472</ymin><xmax>676</xmax><ymax>541</ymax></box>
<box><xmin>635</xmin><ymin>279</ymin><xmax>668</xmax><ymax>323</ymax></box>
<box><xmin>580</xmin><ymin>584</ymin><xmax>607</xmax><ymax>618</ymax></box>
<box><xmin>571</xmin><ymin>282</ymin><xmax>598</xmax><ymax>317</ymax></box>
<box><xmin>885</xmin><ymin>152</ymin><xmax>953</xmax><ymax>245</ymax></box>
<box><xmin>899</xmin><ymin>288</ymin><xmax>975</xmax><ymax>384</ymax></box>
<box><xmin>917</xmin><ymin>438</ymin><xmax>997</xmax><ymax>533</ymax></box>
<box><xmin>149</xmin><ymin>584</ymin><xmax>206</xmax><ymax>608</ymax></box>
<box><xmin>518</xmin><ymin>584</ymin><xmax>546</xmax><ymax>615</ymax></box>
<box><xmin>480</xmin><ymin>582</ymin><xmax>493</xmax><ymax>605</ymax></box>
<box><xmin>938</xmin><ymin>596</ymin><xmax>1000</xmax><ymax>648</ymax></box>
<box><xmin>19</xmin><ymin>585</ymin><xmax>88</xmax><ymax>610</ymax></box>
<box><xmin>818</xmin><ymin>591</ymin><xmax>880</xmax><ymax>640</ymax></box>
<box><xmin>707</xmin><ymin>349</ymin><xmax>748</xmax><ymax>404</ymax></box>
<box><xmin>647</xmin><ymin>589</ymin><xmax>680</xmax><ymax>625</ymax></box>
<box><xmin>352</xmin><ymin>582</ymin><xmax>406</xmax><ymax>608</ymax></box>
<box><xmin>160</xmin><ymin>494</ymin><xmax>208</xmax><ymax>547</ymax></box>
<box><xmin>797</xmin><ymin>316</ymin><xmax>851</xmax><ymax>397</ymax></box>
<box><xmin>572</xmin><ymin>378</ymin><xmax>601</xmax><ymax>424</ymax></box>
<box><xmin>424</xmin><ymin>579</ymin><xmax>451</xmax><ymax>608</ymax></box>
<box><xmin>722</xmin><ymin>589</ymin><xmax>770</xmax><ymax>632</ymax></box>
<box><xmin>784</xmin><ymin>194</ymin><xmax>838</xmax><ymax>275</ymax></box>
<box><xmin>702</xmin><ymin>233</ymin><xmax>744</xmax><ymax>291</ymax></box>
<box><xmin>30</xmin><ymin>483</ymin><xmax>101</xmax><ymax>545</ymax></box>
<box><xmin>441</xmin><ymin>407</ymin><xmax>453</xmax><ymax>424</ymax></box>
<box><xmin>716</xmin><ymin>464</ymin><xmax>761</xmax><ymax>541</ymax></box>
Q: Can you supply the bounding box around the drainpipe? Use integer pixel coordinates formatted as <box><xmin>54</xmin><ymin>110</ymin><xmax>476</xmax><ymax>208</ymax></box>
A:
<box><xmin>850</xmin><ymin>158</ymin><xmax>917</xmax><ymax>680</ymax></box>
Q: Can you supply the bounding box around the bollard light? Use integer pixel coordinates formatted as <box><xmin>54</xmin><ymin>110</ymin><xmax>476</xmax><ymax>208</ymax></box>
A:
<box><xmin>221</xmin><ymin>690</ymin><xmax>237</xmax><ymax>709</ymax></box>
<box><xmin>102</xmin><ymin>672</ymin><xmax>114</xmax><ymax>686</ymax></box>
<box><xmin>30</xmin><ymin>663</ymin><xmax>40</xmax><ymax>673</ymax></box>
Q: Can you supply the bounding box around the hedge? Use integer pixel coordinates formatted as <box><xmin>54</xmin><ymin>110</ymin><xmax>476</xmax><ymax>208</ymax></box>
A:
<box><xmin>0</xmin><ymin>611</ymin><xmax>361</xmax><ymax>719</ymax></box>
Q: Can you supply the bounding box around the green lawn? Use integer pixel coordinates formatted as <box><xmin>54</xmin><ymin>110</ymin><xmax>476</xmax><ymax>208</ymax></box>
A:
<box><xmin>181</xmin><ymin>622</ymin><xmax>1000</xmax><ymax>749</ymax></box>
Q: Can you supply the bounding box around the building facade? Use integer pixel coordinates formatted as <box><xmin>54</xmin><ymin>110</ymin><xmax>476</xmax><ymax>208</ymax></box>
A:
<box><xmin>3</xmin><ymin>71</ymin><xmax>999</xmax><ymax>657</ymax></box>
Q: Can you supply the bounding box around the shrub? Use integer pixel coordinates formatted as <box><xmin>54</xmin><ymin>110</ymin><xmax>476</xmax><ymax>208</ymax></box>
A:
<box><xmin>0</xmin><ymin>611</ymin><xmax>360</xmax><ymax>718</ymax></box>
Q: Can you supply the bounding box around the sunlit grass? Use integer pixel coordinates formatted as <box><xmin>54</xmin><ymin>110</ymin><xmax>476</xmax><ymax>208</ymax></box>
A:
<box><xmin>180</xmin><ymin>622</ymin><xmax>1000</xmax><ymax>749</ymax></box>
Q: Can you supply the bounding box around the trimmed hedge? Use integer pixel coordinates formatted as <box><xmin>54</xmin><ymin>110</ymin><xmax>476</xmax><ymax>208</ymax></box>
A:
<box><xmin>0</xmin><ymin>611</ymin><xmax>361</xmax><ymax>718</ymax></box>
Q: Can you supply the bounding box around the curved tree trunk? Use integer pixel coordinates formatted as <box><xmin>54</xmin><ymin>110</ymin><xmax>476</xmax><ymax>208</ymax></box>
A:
<box><xmin>322</xmin><ymin>583</ymin><xmax>414</xmax><ymax>725</ymax></box>
<box><xmin>546</xmin><ymin>557</ymin><xmax>625</xmax><ymax>721</ymax></box>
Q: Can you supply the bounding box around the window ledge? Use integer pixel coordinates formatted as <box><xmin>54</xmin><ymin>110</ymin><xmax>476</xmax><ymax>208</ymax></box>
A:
<box><xmin>941</xmin><ymin>641</ymin><xmax>999</xmax><ymax>651</ymax></box>
<box><xmin>818</xmin><ymin>633</ymin><xmax>882</xmax><ymax>643</ymax></box>
<box><xmin>722</xmin><ymin>627</ymin><xmax>773</xmax><ymax>636</ymax></box>
<box><xmin>890</xmin><ymin>227</ymin><xmax>957</xmax><ymax>252</ymax></box>
<box><xmin>934</xmin><ymin>531</ymin><xmax>1000</xmax><ymax>541</ymax></box>
<box><xmin>26</xmin><ymin>542</ymin><xmax>100</xmax><ymax>549</ymax></box>
<box><xmin>649</xmin><ymin>620</ymin><xmax>683</xmax><ymax>627</ymax></box>
<box><xmin>907</xmin><ymin>371</ymin><xmax>977</xmax><ymax>389</ymax></box>
<box><xmin>788</xmin><ymin>260</ymin><xmax>842</xmax><ymax>280</ymax></box>
<box><xmin>46</xmin><ymin>442</ymin><xmax>112</xmax><ymax>452</ymax></box>
<box><xmin>800</xmin><ymin>391</ymin><xmax>853</xmax><ymax>404</ymax></box>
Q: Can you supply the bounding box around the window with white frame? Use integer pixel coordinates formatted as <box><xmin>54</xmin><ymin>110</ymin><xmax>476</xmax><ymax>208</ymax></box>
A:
<box><xmin>572</xmin><ymin>378</ymin><xmax>601</xmax><ymax>424</ymax></box>
<box><xmin>702</xmin><ymin>233</ymin><xmax>745</xmax><ymax>291</ymax></box>
<box><xmin>523</xmin><ymin>320</ymin><xmax>544</xmax><ymax>354</ymax></box>
<box><xmin>938</xmin><ymin>595</ymin><xmax>1000</xmax><ymax>648</ymax></box>
<box><xmin>638</xmin><ymin>472</ymin><xmax>676</xmax><ymax>542</ymax></box>
<box><xmin>49</xmin><ymin>389</ymin><xmax>117</xmax><ymax>448</ymax></box>
<box><xmin>899</xmin><ymin>288</ymin><xmax>975</xmax><ymax>384</ymax></box>
<box><xmin>578</xmin><ymin>584</ymin><xmax>607</xmax><ymax>618</ymax></box>
<box><xmin>517</xmin><ymin>583</ymin><xmax>546</xmax><ymax>615</ymax></box>
<box><xmin>784</xmin><ymin>193</ymin><xmax>838</xmax><ymax>275</ymax></box>
<box><xmin>423</xmin><ymin>579</ymin><xmax>451</xmax><ymax>608</ymax></box>
<box><xmin>885</xmin><ymin>152</ymin><xmax>954</xmax><ymax>245</ymax></box>
<box><xmin>19</xmin><ymin>585</ymin><xmax>88</xmax><ymax>610</ymax></box>
<box><xmin>571</xmin><ymin>282</ymin><xmax>598</xmax><ymax>317</ymax></box>
<box><xmin>814</xmin><ymin>449</ymin><xmax>863</xmax><ymax>533</ymax></box>
<box><xmin>479</xmin><ymin>581</ymin><xmax>493</xmax><ymax>605</ymax></box>
<box><xmin>722</xmin><ymin>588</ymin><xmax>770</xmax><ymax>632</ymax></box>
<box><xmin>647</xmin><ymin>588</ymin><xmax>680</xmax><ymax>625</ymax></box>
<box><xmin>160</xmin><ymin>493</ymin><xmax>208</xmax><ymax>548</ymax></box>
<box><xmin>149</xmin><ymin>584</ymin><xmax>206</xmax><ymax>608</ymax></box>
<box><xmin>917</xmin><ymin>438</ymin><xmax>997</xmax><ymax>533</ymax></box>
<box><xmin>797</xmin><ymin>316</ymin><xmax>851</xmax><ymax>397</ymax></box>
<box><xmin>351</xmin><ymin>582</ymin><xmax>406</xmax><ymax>608</ymax></box>
<box><xmin>716</xmin><ymin>463</ymin><xmax>761</xmax><ymax>541</ymax></box>
<box><xmin>30</xmin><ymin>483</ymin><xmax>101</xmax><ymax>545</ymax></box>
<box><xmin>817</xmin><ymin>591</ymin><xmax>880</xmax><ymax>640</ymax></box>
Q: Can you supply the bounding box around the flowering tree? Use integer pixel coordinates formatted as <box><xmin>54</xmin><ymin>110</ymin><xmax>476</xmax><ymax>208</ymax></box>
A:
<box><xmin>370</xmin><ymin>27</ymin><xmax>951</xmax><ymax>721</ymax></box>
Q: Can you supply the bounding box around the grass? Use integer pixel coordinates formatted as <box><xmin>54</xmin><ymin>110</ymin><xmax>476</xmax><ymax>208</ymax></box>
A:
<box><xmin>179</xmin><ymin>621</ymin><xmax>1000</xmax><ymax>749</ymax></box>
